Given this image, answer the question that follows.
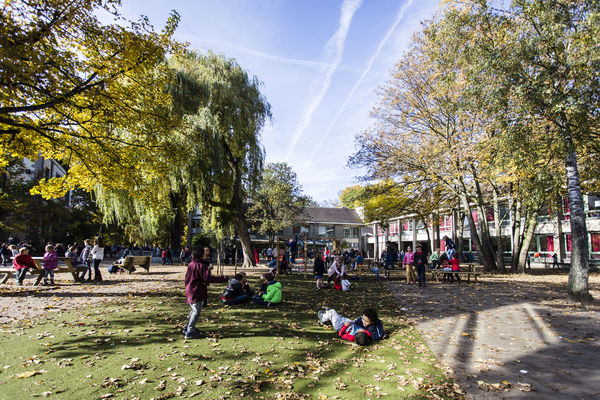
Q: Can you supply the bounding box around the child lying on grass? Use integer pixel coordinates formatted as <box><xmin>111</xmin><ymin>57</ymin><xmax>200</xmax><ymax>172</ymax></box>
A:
<box><xmin>318</xmin><ymin>308</ymin><xmax>375</xmax><ymax>346</ymax></box>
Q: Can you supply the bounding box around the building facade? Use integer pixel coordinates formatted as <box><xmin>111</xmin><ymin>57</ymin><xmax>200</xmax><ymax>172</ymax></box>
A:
<box><xmin>365</xmin><ymin>194</ymin><xmax>600</xmax><ymax>266</ymax></box>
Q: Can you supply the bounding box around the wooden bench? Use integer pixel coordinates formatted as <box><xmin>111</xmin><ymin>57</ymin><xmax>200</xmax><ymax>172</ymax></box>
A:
<box><xmin>0</xmin><ymin>266</ymin><xmax>45</xmax><ymax>284</ymax></box>
<box><xmin>430</xmin><ymin>269</ymin><xmax>483</xmax><ymax>282</ymax></box>
<box><xmin>113</xmin><ymin>256</ymin><xmax>151</xmax><ymax>273</ymax></box>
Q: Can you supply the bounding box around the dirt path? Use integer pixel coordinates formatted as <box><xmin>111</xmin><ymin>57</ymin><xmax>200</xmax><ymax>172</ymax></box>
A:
<box><xmin>386</xmin><ymin>273</ymin><xmax>600</xmax><ymax>399</ymax></box>
<box><xmin>0</xmin><ymin>263</ymin><xmax>269</xmax><ymax>324</ymax></box>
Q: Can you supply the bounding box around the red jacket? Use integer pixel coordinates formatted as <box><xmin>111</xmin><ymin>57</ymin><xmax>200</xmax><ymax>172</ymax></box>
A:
<box><xmin>450</xmin><ymin>258</ymin><xmax>460</xmax><ymax>271</ymax></box>
<box><xmin>13</xmin><ymin>254</ymin><xmax>37</xmax><ymax>270</ymax></box>
<box><xmin>184</xmin><ymin>258</ymin><xmax>227</xmax><ymax>304</ymax></box>
<box><xmin>339</xmin><ymin>324</ymin><xmax>372</xmax><ymax>342</ymax></box>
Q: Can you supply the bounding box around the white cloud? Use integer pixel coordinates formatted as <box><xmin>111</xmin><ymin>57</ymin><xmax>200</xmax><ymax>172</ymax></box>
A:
<box><xmin>283</xmin><ymin>0</ymin><xmax>363</xmax><ymax>160</ymax></box>
<box><xmin>308</xmin><ymin>0</ymin><xmax>416</xmax><ymax>161</ymax></box>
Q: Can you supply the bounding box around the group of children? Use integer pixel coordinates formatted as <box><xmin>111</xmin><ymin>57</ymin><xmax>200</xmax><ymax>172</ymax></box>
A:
<box><xmin>11</xmin><ymin>238</ymin><xmax>106</xmax><ymax>286</ymax></box>
<box><xmin>183</xmin><ymin>246</ymin><xmax>383</xmax><ymax>346</ymax></box>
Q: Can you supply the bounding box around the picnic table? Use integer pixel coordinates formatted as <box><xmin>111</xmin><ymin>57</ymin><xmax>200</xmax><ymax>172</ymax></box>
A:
<box><xmin>429</xmin><ymin>263</ymin><xmax>483</xmax><ymax>282</ymax></box>
<box><xmin>31</xmin><ymin>257</ymin><xmax>87</xmax><ymax>285</ymax></box>
<box><xmin>1</xmin><ymin>257</ymin><xmax>87</xmax><ymax>285</ymax></box>
<box><xmin>112</xmin><ymin>256</ymin><xmax>151</xmax><ymax>273</ymax></box>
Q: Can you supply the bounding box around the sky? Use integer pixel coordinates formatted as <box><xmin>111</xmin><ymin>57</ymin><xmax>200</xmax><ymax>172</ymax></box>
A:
<box><xmin>119</xmin><ymin>0</ymin><xmax>441</xmax><ymax>203</ymax></box>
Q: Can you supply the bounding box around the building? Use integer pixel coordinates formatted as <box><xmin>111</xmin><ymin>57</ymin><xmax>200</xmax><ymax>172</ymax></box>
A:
<box><xmin>365</xmin><ymin>194</ymin><xmax>600</xmax><ymax>266</ymax></box>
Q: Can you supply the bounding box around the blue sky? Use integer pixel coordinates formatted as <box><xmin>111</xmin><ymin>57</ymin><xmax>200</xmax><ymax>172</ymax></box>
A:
<box><xmin>120</xmin><ymin>0</ymin><xmax>441</xmax><ymax>203</ymax></box>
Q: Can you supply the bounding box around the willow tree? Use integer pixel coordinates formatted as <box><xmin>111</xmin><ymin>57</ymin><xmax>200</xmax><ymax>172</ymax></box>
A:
<box><xmin>1</xmin><ymin>0</ymin><xmax>182</xmax><ymax>196</ymax></box>
<box><xmin>168</xmin><ymin>52</ymin><xmax>271</xmax><ymax>267</ymax></box>
<box><xmin>95</xmin><ymin>52</ymin><xmax>271</xmax><ymax>266</ymax></box>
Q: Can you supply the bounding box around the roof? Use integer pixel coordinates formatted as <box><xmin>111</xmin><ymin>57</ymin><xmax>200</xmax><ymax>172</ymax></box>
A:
<box><xmin>302</xmin><ymin>207</ymin><xmax>362</xmax><ymax>225</ymax></box>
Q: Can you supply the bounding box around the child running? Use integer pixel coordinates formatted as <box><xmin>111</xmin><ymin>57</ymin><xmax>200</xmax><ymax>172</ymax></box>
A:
<box><xmin>317</xmin><ymin>308</ymin><xmax>373</xmax><ymax>346</ymax></box>
<box><xmin>183</xmin><ymin>246</ymin><xmax>228</xmax><ymax>339</ymax></box>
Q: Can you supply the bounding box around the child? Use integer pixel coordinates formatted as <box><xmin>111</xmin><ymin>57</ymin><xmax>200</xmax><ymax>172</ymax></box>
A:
<box><xmin>317</xmin><ymin>308</ymin><xmax>373</xmax><ymax>346</ymax></box>
<box><xmin>277</xmin><ymin>255</ymin><xmax>290</xmax><ymax>275</ymax></box>
<box><xmin>327</xmin><ymin>257</ymin><xmax>345</xmax><ymax>287</ymax></box>
<box><xmin>448</xmin><ymin>253</ymin><xmax>461</xmax><ymax>282</ymax></box>
<box><xmin>313</xmin><ymin>251</ymin><xmax>326</xmax><ymax>289</ymax></box>
<box><xmin>79</xmin><ymin>239</ymin><xmax>93</xmax><ymax>282</ymax></box>
<box><xmin>183</xmin><ymin>246</ymin><xmax>228</xmax><ymax>339</ymax></box>
<box><xmin>413</xmin><ymin>245</ymin><xmax>428</xmax><ymax>287</ymax></box>
<box><xmin>13</xmin><ymin>247</ymin><xmax>37</xmax><ymax>286</ymax></box>
<box><xmin>221</xmin><ymin>273</ymin><xmax>250</xmax><ymax>305</ymax></box>
<box><xmin>403</xmin><ymin>246</ymin><xmax>415</xmax><ymax>285</ymax></box>
<box><xmin>42</xmin><ymin>244</ymin><xmax>58</xmax><ymax>286</ymax></box>
<box><xmin>353</xmin><ymin>308</ymin><xmax>385</xmax><ymax>341</ymax></box>
<box><xmin>253</xmin><ymin>272</ymin><xmax>282</xmax><ymax>307</ymax></box>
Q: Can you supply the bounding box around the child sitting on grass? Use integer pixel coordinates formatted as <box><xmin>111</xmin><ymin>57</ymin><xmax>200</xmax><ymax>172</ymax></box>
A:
<box><xmin>183</xmin><ymin>246</ymin><xmax>228</xmax><ymax>339</ymax></box>
<box><xmin>253</xmin><ymin>272</ymin><xmax>282</xmax><ymax>307</ymax></box>
<box><xmin>221</xmin><ymin>273</ymin><xmax>251</xmax><ymax>305</ymax></box>
<box><xmin>317</xmin><ymin>308</ymin><xmax>373</xmax><ymax>346</ymax></box>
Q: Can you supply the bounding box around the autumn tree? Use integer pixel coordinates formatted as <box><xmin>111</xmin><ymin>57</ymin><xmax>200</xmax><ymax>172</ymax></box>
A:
<box><xmin>349</xmin><ymin>25</ymin><xmax>513</xmax><ymax>272</ymax></box>
<box><xmin>447</xmin><ymin>0</ymin><xmax>599</xmax><ymax>301</ymax></box>
<box><xmin>1</xmin><ymin>0</ymin><xmax>181</xmax><ymax>195</ymax></box>
<box><xmin>248</xmin><ymin>162</ymin><xmax>312</xmax><ymax>247</ymax></box>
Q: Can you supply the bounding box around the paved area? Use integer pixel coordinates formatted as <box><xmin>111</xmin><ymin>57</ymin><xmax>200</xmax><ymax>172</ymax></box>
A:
<box><xmin>386</xmin><ymin>273</ymin><xmax>600</xmax><ymax>399</ymax></box>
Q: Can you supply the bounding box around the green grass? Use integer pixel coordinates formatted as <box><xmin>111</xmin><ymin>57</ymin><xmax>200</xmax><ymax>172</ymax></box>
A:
<box><xmin>0</xmin><ymin>275</ymin><xmax>456</xmax><ymax>399</ymax></box>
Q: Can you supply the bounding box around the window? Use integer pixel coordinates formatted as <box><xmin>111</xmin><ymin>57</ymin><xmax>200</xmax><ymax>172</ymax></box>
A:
<box><xmin>539</xmin><ymin>236</ymin><xmax>554</xmax><ymax>252</ymax></box>
<box><xmin>591</xmin><ymin>233</ymin><xmax>600</xmax><ymax>252</ymax></box>
<box><xmin>292</xmin><ymin>226</ymin><xmax>309</xmax><ymax>234</ymax></box>
<box><xmin>389</xmin><ymin>222</ymin><xmax>398</xmax><ymax>236</ymax></box>
<box><xmin>563</xmin><ymin>197</ymin><xmax>570</xmax><ymax>220</ymax></box>
<box><xmin>565</xmin><ymin>234</ymin><xmax>572</xmax><ymax>252</ymax></box>
<box><xmin>318</xmin><ymin>225</ymin><xmax>334</xmax><ymax>237</ymax></box>
<box><xmin>588</xmin><ymin>195</ymin><xmax>600</xmax><ymax>218</ymax></box>
<box><xmin>589</xmin><ymin>195</ymin><xmax>600</xmax><ymax>210</ymax></box>
<box><xmin>343</xmin><ymin>227</ymin><xmax>358</xmax><ymax>238</ymax></box>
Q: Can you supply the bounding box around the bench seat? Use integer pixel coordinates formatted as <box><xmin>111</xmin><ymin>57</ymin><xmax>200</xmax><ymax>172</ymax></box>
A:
<box><xmin>113</xmin><ymin>256</ymin><xmax>151</xmax><ymax>273</ymax></box>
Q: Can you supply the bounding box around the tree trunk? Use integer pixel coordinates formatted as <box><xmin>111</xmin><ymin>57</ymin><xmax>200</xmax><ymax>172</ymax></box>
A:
<box><xmin>169</xmin><ymin>192</ymin><xmax>184</xmax><ymax>254</ymax></box>
<box><xmin>493</xmin><ymin>188</ymin><xmax>506</xmax><ymax>273</ymax></box>
<box><xmin>517</xmin><ymin>208</ymin><xmax>537</xmax><ymax>274</ymax></box>
<box><xmin>459</xmin><ymin>193</ymin><xmax>496</xmax><ymax>272</ymax></box>
<box><xmin>510</xmin><ymin>195</ymin><xmax>522</xmax><ymax>272</ymax></box>
<box><xmin>233</xmin><ymin>214</ymin><xmax>255</xmax><ymax>268</ymax></box>
<box><xmin>564</xmin><ymin>145</ymin><xmax>592</xmax><ymax>302</ymax></box>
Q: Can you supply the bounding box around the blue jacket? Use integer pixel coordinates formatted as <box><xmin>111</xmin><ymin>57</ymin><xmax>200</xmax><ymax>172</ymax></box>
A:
<box><xmin>353</xmin><ymin>316</ymin><xmax>385</xmax><ymax>341</ymax></box>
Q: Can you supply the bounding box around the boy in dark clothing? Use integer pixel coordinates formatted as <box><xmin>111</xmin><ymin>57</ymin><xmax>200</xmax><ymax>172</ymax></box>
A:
<box><xmin>183</xmin><ymin>246</ymin><xmax>228</xmax><ymax>339</ymax></box>
<box><xmin>221</xmin><ymin>273</ymin><xmax>250</xmax><ymax>305</ymax></box>
<box><xmin>414</xmin><ymin>245</ymin><xmax>428</xmax><ymax>287</ymax></box>
<box><xmin>353</xmin><ymin>308</ymin><xmax>385</xmax><ymax>341</ymax></box>
<box><xmin>313</xmin><ymin>251</ymin><xmax>326</xmax><ymax>289</ymax></box>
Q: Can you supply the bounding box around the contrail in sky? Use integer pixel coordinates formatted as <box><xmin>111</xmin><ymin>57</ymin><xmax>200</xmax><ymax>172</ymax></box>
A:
<box><xmin>283</xmin><ymin>0</ymin><xmax>363</xmax><ymax>160</ymax></box>
<box><xmin>308</xmin><ymin>0</ymin><xmax>416</xmax><ymax>160</ymax></box>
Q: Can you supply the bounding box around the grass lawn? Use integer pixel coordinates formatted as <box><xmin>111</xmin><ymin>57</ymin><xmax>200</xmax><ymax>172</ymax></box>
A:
<box><xmin>0</xmin><ymin>274</ymin><xmax>458</xmax><ymax>399</ymax></box>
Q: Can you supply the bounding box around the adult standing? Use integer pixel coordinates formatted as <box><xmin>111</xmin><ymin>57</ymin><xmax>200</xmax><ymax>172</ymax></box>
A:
<box><xmin>91</xmin><ymin>236</ymin><xmax>104</xmax><ymax>282</ymax></box>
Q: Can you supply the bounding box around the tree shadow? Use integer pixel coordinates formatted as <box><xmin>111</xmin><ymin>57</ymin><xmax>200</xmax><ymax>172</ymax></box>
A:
<box><xmin>385</xmin><ymin>277</ymin><xmax>600</xmax><ymax>398</ymax></box>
